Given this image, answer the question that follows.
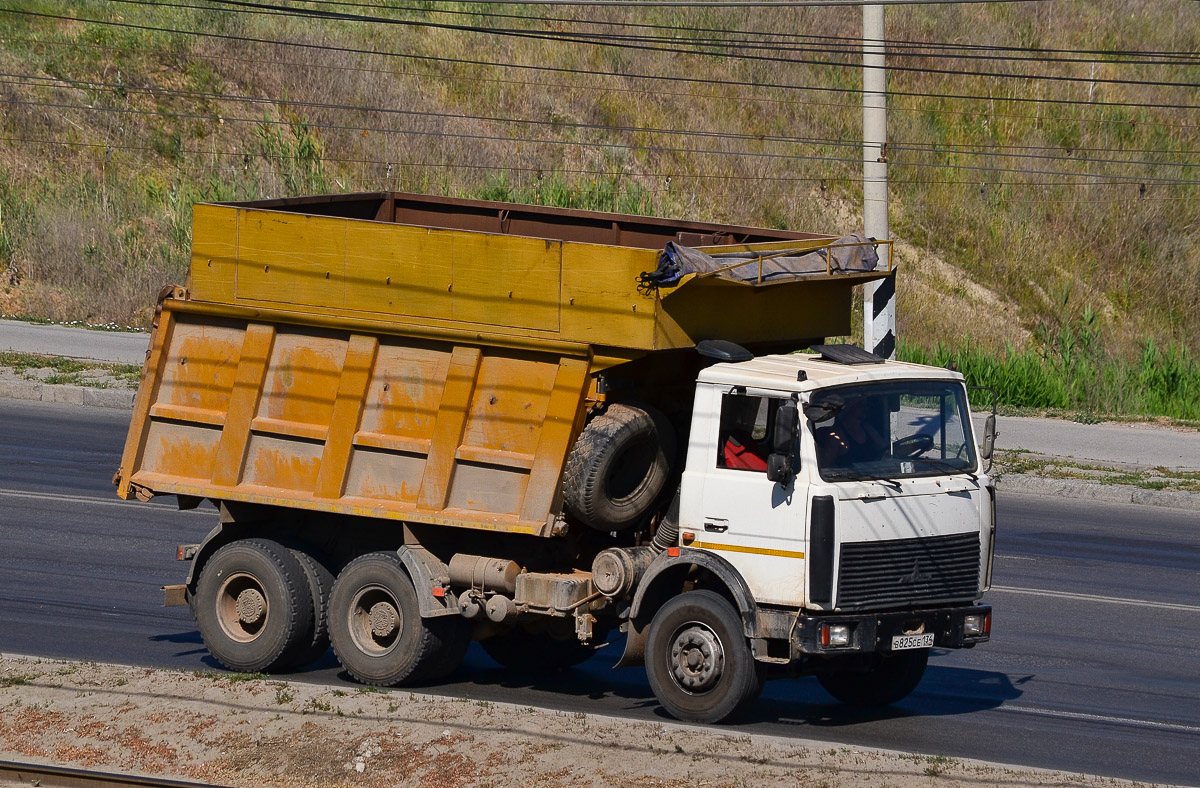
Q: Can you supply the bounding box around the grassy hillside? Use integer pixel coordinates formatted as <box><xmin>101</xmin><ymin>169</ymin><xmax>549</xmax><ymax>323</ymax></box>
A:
<box><xmin>1</xmin><ymin>0</ymin><xmax>1197</xmax><ymax>414</ymax></box>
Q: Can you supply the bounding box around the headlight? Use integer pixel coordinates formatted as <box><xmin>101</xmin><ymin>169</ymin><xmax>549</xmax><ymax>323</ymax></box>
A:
<box><xmin>821</xmin><ymin>623</ymin><xmax>851</xmax><ymax>647</ymax></box>
<box><xmin>964</xmin><ymin>614</ymin><xmax>990</xmax><ymax>636</ymax></box>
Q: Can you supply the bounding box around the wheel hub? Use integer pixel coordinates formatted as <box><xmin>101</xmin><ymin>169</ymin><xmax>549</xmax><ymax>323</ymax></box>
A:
<box><xmin>235</xmin><ymin>588</ymin><xmax>266</xmax><ymax>625</ymax></box>
<box><xmin>368</xmin><ymin>601</ymin><xmax>399</xmax><ymax>638</ymax></box>
<box><xmin>669</xmin><ymin>624</ymin><xmax>724</xmax><ymax>692</ymax></box>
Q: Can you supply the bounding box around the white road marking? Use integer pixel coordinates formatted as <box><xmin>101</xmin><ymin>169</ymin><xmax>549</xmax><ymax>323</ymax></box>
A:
<box><xmin>996</xmin><ymin>553</ymin><xmax>1036</xmax><ymax>561</ymax></box>
<box><xmin>0</xmin><ymin>487</ymin><xmax>215</xmax><ymax>516</ymax></box>
<box><xmin>1001</xmin><ymin>703</ymin><xmax>1200</xmax><ymax>735</ymax></box>
<box><xmin>991</xmin><ymin>585</ymin><xmax>1200</xmax><ymax>613</ymax></box>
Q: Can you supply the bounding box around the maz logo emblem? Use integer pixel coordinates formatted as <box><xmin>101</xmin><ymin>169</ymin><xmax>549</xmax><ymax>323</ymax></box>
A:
<box><xmin>899</xmin><ymin>558</ymin><xmax>933</xmax><ymax>585</ymax></box>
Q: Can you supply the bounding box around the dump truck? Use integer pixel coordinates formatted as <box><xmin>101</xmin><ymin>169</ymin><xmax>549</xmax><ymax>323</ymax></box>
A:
<box><xmin>115</xmin><ymin>191</ymin><xmax>995</xmax><ymax>723</ymax></box>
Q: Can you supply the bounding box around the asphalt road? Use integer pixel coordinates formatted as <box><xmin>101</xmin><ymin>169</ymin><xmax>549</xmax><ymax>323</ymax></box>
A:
<box><xmin>2</xmin><ymin>399</ymin><xmax>1198</xmax><ymax>786</ymax></box>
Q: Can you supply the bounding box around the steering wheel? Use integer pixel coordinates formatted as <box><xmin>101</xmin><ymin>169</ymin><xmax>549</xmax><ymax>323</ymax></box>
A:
<box><xmin>893</xmin><ymin>433</ymin><xmax>934</xmax><ymax>458</ymax></box>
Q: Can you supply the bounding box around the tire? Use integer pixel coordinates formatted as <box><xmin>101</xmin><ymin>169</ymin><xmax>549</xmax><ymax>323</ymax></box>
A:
<box><xmin>274</xmin><ymin>548</ymin><xmax>335</xmax><ymax>670</ymax></box>
<box><xmin>192</xmin><ymin>538</ymin><xmax>314</xmax><ymax>674</ymax></box>
<box><xmin>645</xmin><ymin>590</ymin><xmax>765</xmax><ymax>724</ymax></box>
<box><xmin>481</xmin><ymin>629</ymin><xmax>599</xmax><ymax>673</ymax></box>
<box><xmin>816</xmin><ymin>649</ymin><xmax>929</xmax><ymax>707</ymax></box>
<box><xmin>328</xmin><ymin>552</ymin><xmax>461</xmax><ymax>686</ymax></box>
<box><xmin>563</xmin><ymin>403</ymin><xmax>676</xmax><ymax>532</ymax></box>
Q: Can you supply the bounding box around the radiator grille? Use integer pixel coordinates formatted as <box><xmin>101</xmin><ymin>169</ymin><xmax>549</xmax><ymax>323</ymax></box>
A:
<box><xmin>836</xmin><ymin>532</ymin><xmax>980</xmax><ymax>610</ymax></box>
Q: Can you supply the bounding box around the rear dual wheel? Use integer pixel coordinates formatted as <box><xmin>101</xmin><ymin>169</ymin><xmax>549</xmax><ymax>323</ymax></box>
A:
<box><xmin>328</xmin><ymin>552</ymin><xmax>470</xmax><ymax>686</ymax></box>
<box><xmin>193</xmin><ymin>538</ymin><xmax>314</xmax><ymax>674</ymax></box>
<box><xmin>275</xmin><ymin>547</ymin><xmax>335</xmax><ymax>670</ymax></box>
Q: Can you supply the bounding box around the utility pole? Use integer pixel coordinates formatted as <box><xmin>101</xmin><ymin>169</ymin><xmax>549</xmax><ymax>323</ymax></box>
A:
<box><xmin>862</xmin><ymin>3</ymin><xmax>895</xmax><ymax>359</ymax></box>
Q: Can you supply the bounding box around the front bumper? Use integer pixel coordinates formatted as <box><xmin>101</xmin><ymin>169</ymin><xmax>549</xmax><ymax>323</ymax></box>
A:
<box><xmin>790</xmin><ymin>604</ymin><xmax>991</xmax><ymax>658</ymax></box>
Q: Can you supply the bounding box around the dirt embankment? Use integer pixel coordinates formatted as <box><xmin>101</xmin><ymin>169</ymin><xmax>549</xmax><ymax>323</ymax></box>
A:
<box><xmin>0</xmin><ymin>655</ymin><xmax>1151</xmax><ymax>788</ymax></box>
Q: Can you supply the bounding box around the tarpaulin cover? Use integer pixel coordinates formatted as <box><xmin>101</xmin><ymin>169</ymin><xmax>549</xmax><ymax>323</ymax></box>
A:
<box><xmin>641</xmin><ymin>233</ymin><xmax>879</xmax><ymax>288</ymax></box>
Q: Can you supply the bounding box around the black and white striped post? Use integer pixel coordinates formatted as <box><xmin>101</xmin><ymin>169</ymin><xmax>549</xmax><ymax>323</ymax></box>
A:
<box><xmin>862</xmin><ymin>3</ymin><xmax>895</xmax><ymax>360</ymax></box>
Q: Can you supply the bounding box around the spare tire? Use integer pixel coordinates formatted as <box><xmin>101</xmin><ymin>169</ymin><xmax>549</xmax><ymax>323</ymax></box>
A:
<box><xmin>563</xmin><ymin>403</ymin><xmax>676</xmax><ymax>532</ymax></box>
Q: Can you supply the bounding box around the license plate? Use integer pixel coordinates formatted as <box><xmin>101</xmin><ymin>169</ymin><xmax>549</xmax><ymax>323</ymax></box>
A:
<box><xmin>891</xmin><ymin>633</ymin><xmax>935</xmax><ymax>651</ymax></box>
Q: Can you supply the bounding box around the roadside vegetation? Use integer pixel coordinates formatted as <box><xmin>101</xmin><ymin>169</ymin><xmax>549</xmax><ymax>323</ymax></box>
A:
<box><xmin>994</xmin><ymin>450</ymin><xmax>1200</xmax><ymax>493</ymax></box>
<box><xmin>0</xmin><ymin>1</ymin><xmax>1197</xmax><ymax>419</ymax></box>
<box><xmin>0</xmin><ymin>351</ymin><xmax>141</xmax><ymax>389</ymax></box>
<box><xmin>899</xmin><ymin>334</ymin><xmax>1200</xmax><ymax>421</ymax></box>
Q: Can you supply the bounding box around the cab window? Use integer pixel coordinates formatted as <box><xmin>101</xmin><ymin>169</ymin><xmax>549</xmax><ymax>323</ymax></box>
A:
<box><xmin>717</xmin><ymin>393</ymin><xmax>783</xmax><ymax>472</ymax></box>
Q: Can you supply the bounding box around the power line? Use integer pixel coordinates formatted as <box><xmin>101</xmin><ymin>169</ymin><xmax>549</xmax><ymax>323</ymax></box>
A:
<box><xmin>9</xmin><ymin>8</ymin><xmax>1200</xmax><ymax>114</ymax></box>
<box><xmin>152</xmin><ymin>0</ymin><xmax>1200</xmax><ymax>91</ymax></box>
<box><xmin>188</xmin><ymin>0</ymin><xmax>1200</xmax><ymax>64</ymax></box>
<box><xmin>10</xmin><ymin>137</ymin><xmax>1187</xmax><ymax>207</ymax></box>
<box><xmin>259</xmin><ymin>1</ymin><xmax>1051</xmax><ymax>6</ymax></box>
<box><xmin>172</xmin><ymin>0</ymin><xmax>1200</xmax><ymax>66</ymax></box>
<box><xmin>9</xmin><ymin>134</ymin><xmax>1195</xmax><ymax>188</ymax></box>
<box><xmin>11</xmin><ymin>133</ymin><xmax>1190</xmax><ymax>188</ymax></box>
<box><xmin>4</xmin><ymin>94</ymin><xmax>1196</xmax><ymax>186</ymax></box>
<box><xmin>0</xmin><ymin>95</ymin><xmax>870</xmax><ymax>167</ymax></box>
<box><xmin>1</xmin><ymin>71</ymin><xmax>867</xmax><ymax>152</ymax></box>
<box><xmin>7</xmin><ymin>71</ymin><xmax>1200</xmax><ymax>172</ymax></box>
<box><xmin>8</xmin><ymin>32</ymin><xmax>1200</xmax><ymax>132</ymax></box>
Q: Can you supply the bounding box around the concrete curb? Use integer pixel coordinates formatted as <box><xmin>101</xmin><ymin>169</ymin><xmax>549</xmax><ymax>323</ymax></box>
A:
<box><xmin>996</xmin><ymin>473</ymin><xmax>1200</xmax><ymax>512</ymax></box>
<box><xmin>0</xmin><ymin>379</ymin><xmax>136</xmax><ymax>410</ymax></box>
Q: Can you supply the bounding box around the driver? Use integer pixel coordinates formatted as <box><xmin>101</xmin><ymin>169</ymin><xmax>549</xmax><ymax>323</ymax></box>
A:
<box><xmin>819</xmin><ymin>394</ymin><xmax>887</xmax><ymax>464</ymax></box>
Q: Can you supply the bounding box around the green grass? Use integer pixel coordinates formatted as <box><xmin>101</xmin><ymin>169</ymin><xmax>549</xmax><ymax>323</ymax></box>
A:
<box><xmin>0</xmin><ymin>351</ymin><xmax>141</xmax><ymax>388</ymax></box>
<box><xmin>1</xmin><ymin>674</ymin><xmax>39</xmax><ymax>687</ymax></box>
<box><xmin>922</xmin><ymin>755</ymin><xmax>955</xmax><ymax>777</ymax></box>
<box><xmin>900</xmin><ymin>339</ymin><xmax>1200</xmax><ymax>421</ymax></box>
<box><xmin>472</xmin><ymin>172</ymin><xmax>658</xmax><ymax>216</ymax></box>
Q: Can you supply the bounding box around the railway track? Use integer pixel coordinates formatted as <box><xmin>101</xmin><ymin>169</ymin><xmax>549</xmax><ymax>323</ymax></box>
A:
<box><xmin>0</xmin><ymin>761</ymin><xmax>231</xmax><ymax>788</ymax></box>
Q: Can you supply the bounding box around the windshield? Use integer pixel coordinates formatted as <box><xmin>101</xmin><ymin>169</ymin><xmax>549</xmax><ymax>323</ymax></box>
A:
<box><xmin>809</xmin><ymin>379</ymin><xmax>977</xmax><ymax>482</ymax></box>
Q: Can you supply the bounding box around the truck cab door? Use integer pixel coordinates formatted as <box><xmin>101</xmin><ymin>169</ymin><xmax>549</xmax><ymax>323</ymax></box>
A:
<box><xmin>680</xmin><ymin>386</ymin><xmax>807</xmax><ymax>607</ymax></box>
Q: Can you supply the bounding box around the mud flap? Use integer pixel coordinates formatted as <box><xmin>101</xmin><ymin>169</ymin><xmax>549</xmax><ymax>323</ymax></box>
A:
<box><xmin>614</xmin><ymin>619</ymin><xmax>648</xmax><ymax>668</ymax></box>
<box><xmin>162</xmin><ymin>584</ymin><xmax>187</xmax><ymax>607</ymax></box>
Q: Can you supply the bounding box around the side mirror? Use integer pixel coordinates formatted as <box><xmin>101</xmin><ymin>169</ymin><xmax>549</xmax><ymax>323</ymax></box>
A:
<box><xmin>803</xmin><ymin>399</ymin><xmax>841</xmax><ymax>424</ymax></box>
<box><xmin>773</xmin><ymin>403</ymin><xmax>799</xmax><ymax>452</ymax></box>
<box><xmin>981</xmin><ymin>413</ymin><xmax>997</xmax><ymax>461</ymax></box>
<box><xmin>767</xmin><ymin>453</ymin><xmax>794</xmax><ymax>485</ymax></box>
<box><xmin>968</xmin><ymin>385</ymin><xmax>999</xmax><ymax>474</ymax></box>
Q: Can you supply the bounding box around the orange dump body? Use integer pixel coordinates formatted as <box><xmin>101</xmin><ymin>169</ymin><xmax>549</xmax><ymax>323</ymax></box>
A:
<box><xmin>115</xmin><ymin>192</ymin><xmax>888</xmax><ymax>536</ymax></box>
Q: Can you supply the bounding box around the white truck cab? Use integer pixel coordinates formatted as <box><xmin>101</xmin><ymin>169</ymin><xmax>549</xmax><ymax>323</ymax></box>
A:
<box><xmin>631</xmin><ymin>345</ymin><xmax>994</xmax><ymax>717</ymax></box>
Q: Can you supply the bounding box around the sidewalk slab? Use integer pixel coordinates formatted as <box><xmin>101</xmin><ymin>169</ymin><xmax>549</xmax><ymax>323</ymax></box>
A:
<box><xmin>997</xmin><ymin>473</ymin><xmax>1200</xmax><ymax>512</ymax></box>
<box><xmin>974</xmin><ymin>414</ymin><xmax>1199</xmax><ymax>472</ymax></box>
<box><xmin>0</xmin><ymin>319</ymin><xmax>149</xmax><ymax>365</ymax></box>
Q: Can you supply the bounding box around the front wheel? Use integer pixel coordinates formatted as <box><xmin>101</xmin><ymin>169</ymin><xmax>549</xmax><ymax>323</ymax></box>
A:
<box><xmin>645</xmin><ymin>590</ymin><xmax>764</xmax><ymax>724</ymax></box>
<box><xmin>817</xmin><ymin>649</ymin><xmax>929</xmax><ymax>707</ymax></box>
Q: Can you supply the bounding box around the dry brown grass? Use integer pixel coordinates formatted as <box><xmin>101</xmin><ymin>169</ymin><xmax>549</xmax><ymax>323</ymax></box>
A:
<box><xmin>0</xmin><ymin>0</ymin><xmax>1196</xmax><ymax>361</ymax></box>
